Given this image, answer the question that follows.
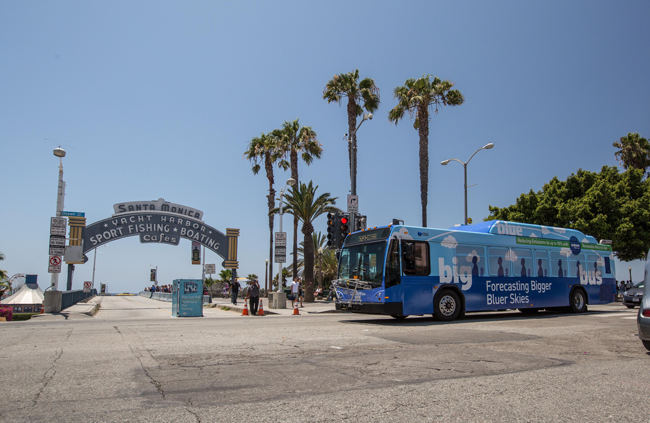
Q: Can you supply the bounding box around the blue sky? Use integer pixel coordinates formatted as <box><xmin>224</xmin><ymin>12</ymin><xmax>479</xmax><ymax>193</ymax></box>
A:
<box><xmin>2</xmin><ymin>1</ymin><xmax>649</xmax><ymax>293</ymax></box>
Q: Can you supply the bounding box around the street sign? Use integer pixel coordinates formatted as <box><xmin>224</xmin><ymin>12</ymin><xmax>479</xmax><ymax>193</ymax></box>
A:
<box><xmin>274</xmin><ymin>246</ymin><xmax>286</xmax><ymax>263</ymax></box>
<box><xmin>83</xmin><ymin>281</ymin><xmax>91</xmax><ymax>293</ymax></box>
<box><xmin>49</xmin><ymin>246</ymin><xmax>65</xmax><ymax>256</ymax></box>
<box><xmin>50</xmin><ymin>217</ymin><xmax>67</xmax><ymax>236</ymax></box>
<box><xmin>347</xmin><ymin>195</ymin><xmax>359</xmax><ymax>213</ymax></box>
<box><xmin>49</xmin><ymin>235</ymin><xmax>66</xmax><ymax>247</ymax></box>
<box><xmin>61</xmin><ymin>211</ymin><xmax>85</xmax><ymax>217</ymax></box>
<box><xmin>205</xmin><ymin>264</ymin><xmax>216</xmax><ymax>274</ymax></box>
<box><xmin>275</xmin><ymin>232</ymin><xmax>287</xmax><ymax>247</ymax></box>
<box><xmin>48</xmin><ymin>255</ymin><xmax>62</xmax><ymax>274</ymax></box>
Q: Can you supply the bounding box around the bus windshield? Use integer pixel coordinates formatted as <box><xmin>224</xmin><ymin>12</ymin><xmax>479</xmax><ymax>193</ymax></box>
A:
<box><xmin>338</xmin><ymin>241</ymin><xmax>386</xmax><ymax>288</ymax></box>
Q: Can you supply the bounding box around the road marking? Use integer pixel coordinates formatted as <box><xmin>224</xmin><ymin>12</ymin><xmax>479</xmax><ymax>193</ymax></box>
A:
<box><xmin>594</xmin><ymin>313</ymin><xmax>637</xmax><ymax>318</ymax></box>
<box><xmin>133</xmin><ymin>296</ymin><xmax>172</xmax><ymax>314</ymax></box>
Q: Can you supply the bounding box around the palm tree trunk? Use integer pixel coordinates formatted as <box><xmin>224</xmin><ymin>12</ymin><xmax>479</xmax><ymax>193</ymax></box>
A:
<box><xmin>302</xmin><ymin>222</ymin><xmax>315</xmax><ymax>302</ymax></box>
<box><xmin>265</xmin><ymin>153</ymin><xmax>275</xmax><ymax>295</ymax></box>
<box><xmin>418</xmin><ymin>104</ymin><xmax>430</xmax><ymax>227</ymax></box>
<box><xmin>347</xmin><ymin>99</ymin><xmax>357</xmax><ymax>188</ymax></box>
<box><xmin>290</xmin><ymin>149</ymin><xmax>299</xmax><ymax>280</ymax></box>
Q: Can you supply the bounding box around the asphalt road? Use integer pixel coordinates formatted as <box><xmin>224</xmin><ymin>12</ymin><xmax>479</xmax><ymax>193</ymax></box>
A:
<box><xmin>1</xmin><ymin>296</ymin><xmax>648</xmax><ymax>422</ymax></box>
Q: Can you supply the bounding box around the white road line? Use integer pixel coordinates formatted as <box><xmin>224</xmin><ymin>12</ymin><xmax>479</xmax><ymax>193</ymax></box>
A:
<box><xmin>594</xmin><ymin>313</ymin><xmax>637</xmax><ymax>317</ymax></box>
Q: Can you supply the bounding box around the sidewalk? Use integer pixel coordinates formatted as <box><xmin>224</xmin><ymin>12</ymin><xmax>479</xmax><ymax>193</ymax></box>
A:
<box><xmin>208</xmin><ymin>296</ymin><xmax>337</xmax><ymax>316</ymax></box>
<box><xmin>31</xmin><ymin>296</ymin><xmax>103</xmax><ymax>321</ymax></box>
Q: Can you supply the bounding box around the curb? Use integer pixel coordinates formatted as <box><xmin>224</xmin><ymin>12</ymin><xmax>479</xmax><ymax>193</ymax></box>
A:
<box><xmin>218</xmin><ymin>304</ymin><xmax>278</xmax><ymax>315</ymax></box>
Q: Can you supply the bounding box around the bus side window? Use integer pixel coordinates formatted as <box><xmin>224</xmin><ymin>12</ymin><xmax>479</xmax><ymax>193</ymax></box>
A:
<box><xmin>604</xmin><ymin>256</ymin><xmax>611</xmax><ymax>274</ymax></box>
<box><xmin>550</xmin><ymin>251</ymin><xmax>568</xmax><ymax>277</ymax></box>
<box><xmin>489</xmin><ymin>247</ymin><xmax>508</xmax><ymax>277</ymax></box>
<box><xmin>402</xmin><ymin>241</ymin><xmax>430</xmax><ymax>276</ymax></box>
<box><xmin>513</xmin><ymin>249</ymin><xmax>532</xmax><ymax>277</ymax></box>
<box><xmin>385</xmin><ymin>240</ymin><xmax>401</xmax><ymax>288</ymax></box>
<box><xmin>534</xmin><ymin>250</ymin><xmax>549</xmax><ymax>277</ymax></box>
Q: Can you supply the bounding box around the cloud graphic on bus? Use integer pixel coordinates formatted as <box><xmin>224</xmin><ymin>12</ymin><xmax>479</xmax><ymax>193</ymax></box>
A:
<box><xmin>466</xmin><ymin>250</ymin><xmax>481</xmax><ymax>263</ymax></box>
<box><xmin>529</xmin><ymin>233</ymin><xmax>538</xmax><ymax>238</ymax></box>
<box><xmin>505</xmin><ymin>249</ymin><xmax>518</xmax><ymax>262</ymax></box>
<box><xmin>554</xmin><ymin>227</ymin><xmax>566</xmax><ymax>234</ymax></box>
<box><xmin>394</xmin><ymin>228</ymin><xmax>414</xmax><ymax>240</ymax></box>
<box><xmin>542</xmin><ymin>226</ymin><xmax>551</xmax><ymax>235</ymax></box>
<box><xmin>441</xmin><ymin>235</ymin><xmax>457</xmax><ymax>249</ymax></box>
<box><xmin>560</xmin><ymin>248</ymin><xmax>572</xmax><ymax>257</ymax></box>
<box><xmin>581</xmin><ymin>238</ymin><xmax>588</xmax><ymax>243</ymax></box>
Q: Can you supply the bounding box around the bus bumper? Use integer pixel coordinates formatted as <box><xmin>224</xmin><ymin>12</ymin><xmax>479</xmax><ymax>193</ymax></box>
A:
<box><xmin>336</xmin><ymin>301</ymin><xmax>403</xmax><ymax>315</ymax></box>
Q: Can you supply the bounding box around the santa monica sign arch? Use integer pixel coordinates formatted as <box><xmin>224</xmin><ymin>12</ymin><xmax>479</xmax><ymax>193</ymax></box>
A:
<box><xmin>82</xmin><ymin>199</ymin><xmax>239</xmax><ymax>269</ymax></box>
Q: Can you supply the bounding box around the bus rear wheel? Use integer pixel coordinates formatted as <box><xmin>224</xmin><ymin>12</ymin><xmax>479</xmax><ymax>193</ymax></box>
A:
<box><xmin>434</xmin><ymin>290</ymin><xmax>461</xmax><ymax>321</ymax></box>
<box><xmin>569</xmin><ymin>289</ymin><xmax>587</xmax><ymax>313</ymax></box>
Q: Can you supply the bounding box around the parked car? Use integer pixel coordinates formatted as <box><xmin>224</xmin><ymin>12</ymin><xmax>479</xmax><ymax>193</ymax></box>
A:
<box><xmin>623</xmin><ymin>282</ymin><xmax>644</xmax><ymax>308</ymax></box>
<box><xmin>637</xmin><ymin>250</ymin><xmax>650</xmax><ymax>351</ymax></box>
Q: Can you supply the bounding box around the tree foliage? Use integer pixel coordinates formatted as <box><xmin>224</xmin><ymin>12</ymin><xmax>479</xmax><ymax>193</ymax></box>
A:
<box><xmin>613</xmin><ymin>132</ymin><xmax>650</xmax><ymax>177</ymax></box>
<box><xmin>486</xmin><ymin>166</ymin><xmax>650</xmax><ymax>261</ymax></box>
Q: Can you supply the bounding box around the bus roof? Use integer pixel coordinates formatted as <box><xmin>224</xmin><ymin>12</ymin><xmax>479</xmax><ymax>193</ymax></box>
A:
<box><xmin>447</xmin><ymin>220</ymin><xmax>597</xmax><ymax>244</ymax></box>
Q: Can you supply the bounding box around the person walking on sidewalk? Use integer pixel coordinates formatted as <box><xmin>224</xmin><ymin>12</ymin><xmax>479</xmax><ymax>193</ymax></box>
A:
<box><xmin>298</xmin><ymin>278</ymin><xmax>304</xmax><ymax>308</ymax></box>
<box><xmin>231</xmin><ymin>279</ymin><xmax>241</xmax><ymax>305</ymax></box>
<box><xmin>247</xmin><ymin>279</ymin><xmax>260</xmax><ymax>315</ymax></box>
<box><xmin>291</xmin><ymin>279</ymin><xmax>300</xmax><ymax>308</ymax></box>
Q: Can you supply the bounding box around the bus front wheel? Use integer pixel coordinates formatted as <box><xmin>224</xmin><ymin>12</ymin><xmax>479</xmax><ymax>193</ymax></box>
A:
<box><xmin>434</xmin><ymin>290</ymin><xmax>461</xmax><ymax>321</ymax></box>
<box><xmin>569</xmin><ymin>289</ymin><xmax>587</xmax><ymax>313</ymax></box>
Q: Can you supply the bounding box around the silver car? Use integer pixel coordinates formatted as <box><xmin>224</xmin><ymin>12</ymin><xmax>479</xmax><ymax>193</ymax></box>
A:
<box><xmin>637</xmin><ymin>251</ymin><xmax>650</xmax><ymax>352</ymax></box>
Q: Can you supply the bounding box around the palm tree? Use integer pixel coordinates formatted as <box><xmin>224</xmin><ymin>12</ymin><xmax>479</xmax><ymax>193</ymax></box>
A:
<box><xmin>273</xmin><ymin>119</ymin><xmax>323</xmax><ymax>279</ymax></box>
<box><xmin>323</xmin><ymin>69</ymin><xmax>380</xmax><ymax>190</ymax></box>
<box><xmin>218</xmin><ymin>269</ymin><xmax>232</xmax><ymax>284</ymax></box>
<box><xmin>246</xmin><ymin>274</ymin><xmax>258</xmax><ymax>281</ymax></box>
<box><xmin>0</xmin><ymin>253</ymin><xmax>9</xmax><ymax>297</ymax></box>
<box><xmin>613</xmin><ymin>132</ymin><xmax>650</xmax><ymax>178</ymax></box>
<box><xmin>244</xmin><ymin>132</ymin><xmax>281</xmax><ymax>291</ymax></box>
<box><xmin>388</xmin><ymin>75</ymin><xmax>464</xmax><ymax>227</ymax></box>
<box><xmin>288</xmin><ymin>232</ymin><xmax>328</xmax><ymax>280</ymax></box>
<box><xmin>271</xmin><ymin>181</ymin><xmax>338</xmax><ymax>302</ymax></box>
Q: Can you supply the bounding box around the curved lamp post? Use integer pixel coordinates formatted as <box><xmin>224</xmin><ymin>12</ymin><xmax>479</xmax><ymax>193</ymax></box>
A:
<box><xmin>277</xmin><ymin>178</ymin><xmax>296</xmax><ymax>292</ymax></box>
<box><xmin>441</xmin><ymin>143</ymin><xmax>494</xmax><ymax>225</ymax></box>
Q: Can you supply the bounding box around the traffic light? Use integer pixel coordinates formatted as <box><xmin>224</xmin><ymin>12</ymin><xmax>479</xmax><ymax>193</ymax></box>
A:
<box><xmin>339</xmin><ymin>213</ymin><xmax>350</xmax><ymax>248</ymax></box>
<box><xmin>354</xmin><ymin>215</ymin><xmax>367</xmax><ymax>232</ymax></box>
<box><xmin>326</xmin><ymin>211</ymin><xmax>339</xmax><ymax>248</ymax></box>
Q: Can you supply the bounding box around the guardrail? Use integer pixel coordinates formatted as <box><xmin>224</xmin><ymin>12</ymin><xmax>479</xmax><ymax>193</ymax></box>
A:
<box><xmin>62</xmin><ymin>289</ymin><xmax>98</xmax><ymax>310</ymax></box>
<box><xmin>139</xmin><ymin>291</ymin><xmax>211</xmax><ymax>304</ymax></box>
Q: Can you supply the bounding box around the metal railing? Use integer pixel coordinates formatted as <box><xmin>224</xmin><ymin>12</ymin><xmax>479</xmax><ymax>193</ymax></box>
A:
<box><xmin>61</xmin><ymin>289</ymin><xmax>97</xmax><ymax>310</ymax></box>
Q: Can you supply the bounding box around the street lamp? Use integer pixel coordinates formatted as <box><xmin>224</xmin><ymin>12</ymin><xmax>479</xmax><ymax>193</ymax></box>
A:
<box><xmin>347</xmin><ymin>113</ymin><xmax>372</xmax><ymax>231</ymax></box>
<box><xmin>441</xmin><ymin>143</ymin><xmax>494</xmax><ymax>225</ymax></box>
<box><xmin>51</xmin><ymin>147</ymin><xmax>66</xmax><ymax>291</ymax></box>
<box><xmin>91</xmin><ymin>245</ymin><xmax>109</xmax><ymax>291</ymax></box>
<box><xmin>265</xmin><ymin>259</ymin><xmax>269</xmax><ymax>297</ymax></box>
<box><xmin>277</xmin><ymin>178</ymin><xmax>296</xmax><ymax>292</ymax></box>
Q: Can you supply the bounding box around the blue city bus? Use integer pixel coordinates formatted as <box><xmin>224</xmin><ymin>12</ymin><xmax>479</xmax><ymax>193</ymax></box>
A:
<box><xmin>332</xmin><ymin>220</ymin><xmax>616</xmax><ymax>320</ymax></box>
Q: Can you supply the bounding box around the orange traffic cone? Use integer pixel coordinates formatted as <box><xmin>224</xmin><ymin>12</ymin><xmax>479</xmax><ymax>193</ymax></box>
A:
<box><xmin>242</xmin><ymin>301</ymin><xmax>249</xmax><ymax>316</ymax></box>
<box><xmin>293</xmin><ymin>300</ymin><xmax>300</xmax><ymax>315</ymax></box>
<box><xmin>40</xmin><ymin>302</ymin><xmax>44</xmax><ymax>314</ymax></box>
<box><xmin>258</xmin><ymin>300</ymin><xmax>265</xmax><ymax>316</ymax></box>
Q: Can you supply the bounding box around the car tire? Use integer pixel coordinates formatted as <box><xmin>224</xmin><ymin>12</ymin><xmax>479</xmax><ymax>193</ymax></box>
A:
<box><xmin>643</xmin><ymin>340</ymin><xmax>650</xmax><ymax>352</ymax></box>
<box><xmin>434</xmin><ymin>289</ymin><xmax>461</xmax><ymax>321</ymax></box>
<box><xmin>625</xmin><ymin>305</ymin><xmax>636</xmax><ymax>309</ymax></box>
<box><xmin>569</xmin><ymin>289</ymin><xmax>587</xmax><ymax>313</ymax></box>
<box><xmin>391</xmin><ymin>315</ymin><xmax>408</xmax><ymax>320</ymax></box>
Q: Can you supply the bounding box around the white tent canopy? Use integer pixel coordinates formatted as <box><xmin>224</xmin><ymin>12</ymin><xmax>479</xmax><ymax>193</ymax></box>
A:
<box><xmin>1</xmin><ymin>283</ymin><xmax>44</xmax><ymax>305</ymax></box>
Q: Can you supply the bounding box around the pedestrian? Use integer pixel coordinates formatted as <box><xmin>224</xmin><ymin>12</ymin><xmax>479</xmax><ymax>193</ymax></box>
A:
<box><xmin>291</xmin><ymin>278</ymin><xmax>300</xmax><ymax>308</ymax></box>
<box><xmin>298</xmin><ymin>278</ymin><xmax>304</xmax><ymax>307</ymax></box>
<box><xmin>247</xmin><ymin>279</ymin><xmax>260</xmax><ymax>315</ymax></box>
<box><xmin>231</xmin><ymin>279</ymin><xmax>241</xmax><ymax>305</ymax></box>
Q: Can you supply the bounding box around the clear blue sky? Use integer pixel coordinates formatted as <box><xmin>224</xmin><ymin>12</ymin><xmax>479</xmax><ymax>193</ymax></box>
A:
<box><xmin>2</xmin><ymin>1</ymin><xmax>649</xmax><ymax>293</ymax></box>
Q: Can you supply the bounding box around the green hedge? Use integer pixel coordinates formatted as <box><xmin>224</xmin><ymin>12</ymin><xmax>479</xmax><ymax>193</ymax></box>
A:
<box><xmin>12</xmin><ymin>313</ymin><xmax>39</xmax><ymax>321</ymax></box>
